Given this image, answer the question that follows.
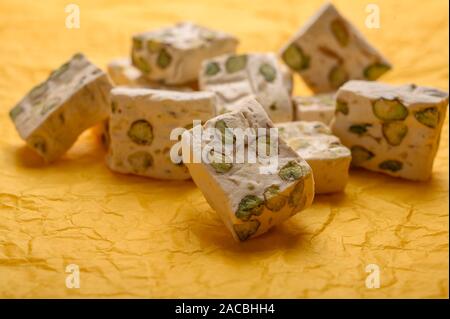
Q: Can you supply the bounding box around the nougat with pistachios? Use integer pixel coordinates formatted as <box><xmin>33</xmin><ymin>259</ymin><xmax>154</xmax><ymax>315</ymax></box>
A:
<box><xmin>331</xmin><ymin>80</ymin><xmax>448</xmax><ymax>181</ymax></box>
<box><xmin>182</xmin><ymin>98</ymin><xmax>314</xmax><ymax>241</ymax></box>
<box><xmin>9</xmin><ymin>53</ymin><xmax>112</xmax><ymax>162</ymax></box>
<box><xmin>280</xmin><ymin>3</ymin><xmax>391</xmax><ymax>93</ymax></box>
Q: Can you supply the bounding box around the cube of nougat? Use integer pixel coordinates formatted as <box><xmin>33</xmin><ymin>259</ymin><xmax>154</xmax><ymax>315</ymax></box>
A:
<box><xmin>107</xmin><ymin>57</ymin><xmax>153</xmax><ymax>87</ymax></box>
<box><xmin>280</xmin><ymin>3</ymin><xmax>391</xmax><ymax>93</ymax></box>
<box><xmin>107</xmin><ymin>88</ymin><xmax>216</xmax><ymax>180</ymax></box>
<box><xmin>100</xmin><ymin>58</ymin><xmax>198</xmax><ymax>149</ymax></box>
<box><xmin>9</xmin><ymin>53</ymin><xmax>113</xmax><ymax>162</ymax></box>
<box><xmin>277</xmin><ymin>121</ymin><xmax>351</xmax><ymax>194</ymax></box>
<box><xmin>107</xmin><ymin>57</ymin><xmax>198</xmax><ymax>90</ymax></box>
<box><xmin>199</xmin><ymin>53</ymin><xmax>293</xmax><ymax>122</ymax></box>
<box><xmin>331</xmin><ymin>80</ymin><xmax>449</xmax><ymax>181</ymax></box>
<box><xmin>131</xmin><ymin>22</ymin><xmax>238</xmax><ymax>85</ymax></box>
<box><xmin>294</xmin><ymin>93</ymin><xmax>335</xmax><ymax>124</ymax></box>
<box><xmin>182</xmin><ymin>98</ymin><xmax>314</xmax><ymax>241</ymax></box>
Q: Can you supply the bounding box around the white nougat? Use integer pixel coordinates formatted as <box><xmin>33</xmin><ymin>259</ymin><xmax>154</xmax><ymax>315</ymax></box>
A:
<box><xmin>182</xmin><ymin>98</ymin><xmax>314</xmax><ymax>241</ymax></box>
<box><xmin>107</xmin><ymin>88</ymin><xmax>216</xmax><ymax>180</ymax></box>
<box><xmin>9</xmin><ymin>53</ymin><xmax>113</xmax><ymax>162</ymax></box>
<box><xmin>131</xmin><ymin>22</ymin><xmax>238</xmax><ymax>85</ymax></box>
<box><xmin>107</xmin><ymin>57</ymin><xmax>150</xmax><ymax>87</ymax></box>
<box><xmin>101</xmin><ymin>58</ymin><xmax>197</xmax><ymax>150</ymax></box>
<box><xmin>294</xmin><ymin>93</ymin><xmax>335</xmax><ymax>124</ymax></box>
<box><xmin>277</xmin><ymin>121</ymin><xmax>351</xmax><ymax>194</ymax></box>
<box><xmin>107</xmin><ymin>57</ymin><xmax>198</xmax><ymax>90</ymax></box>
<box><xmin>280</xmin><ymin>3</ymin><xmax>391</xmax><ymax>93</ymax></box>
<box><xmin>331</xmin><ymin>80</ymin><xmax>449</xmax><ymax>181</ymax></box>
<box><xmin>199</xmin><ymin>53</ymin><xmax>294</xmax><ymax>123</ymax></box>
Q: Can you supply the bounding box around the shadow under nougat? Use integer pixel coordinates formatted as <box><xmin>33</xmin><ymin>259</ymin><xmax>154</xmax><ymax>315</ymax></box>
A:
<box><xmin>14</xmin><ymin>145</ymin><xmax>47</xmax><ymax>168</ymax></box>
<box><xmin>13</xmin><ymin>129</ymin><xmax>106</xmax><ymax>169</ymax></box>
<box><xmin>190</xmin><ymin>211</ymin><xmax>308</xmax><ymax>254</ymax></box>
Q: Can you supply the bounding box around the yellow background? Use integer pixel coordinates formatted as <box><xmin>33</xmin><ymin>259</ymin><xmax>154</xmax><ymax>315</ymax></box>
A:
<box><xmin>0</xmin><ymin>0</ymin><xmax>448</xmax><ymax>298</ymax></box>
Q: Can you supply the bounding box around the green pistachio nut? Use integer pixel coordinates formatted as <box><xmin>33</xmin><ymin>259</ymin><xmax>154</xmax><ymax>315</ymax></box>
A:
<box><xmin>157</xmin><ymin>48</ymin><xmax>172</xmax><ymax>69</ymax></box>
<box><xmin>372</xmin><ymin>99</ymin><xmax>408</xmax><ymax>121</ymax></box>
<box><xmin>349</xmin><ymin>123</ymin><xmax>372</xmax><ymax>136</ymax></box>
<box><xmin>329</xmin><ymin>65</ymin><xmax>349</xmax><ymax>89</ymax></box>
<box><xmin>133</xmin><ymin>37</ymin><xmax>143</xmax><ymax>50</ymax></box>
<box><xmin>73</xmin><ymin>53</ymin><xmax>84</xmax><ymax>60</ymax></box>
<box><xmin>414</xmin><ymin>107</ymin><xmax>440</xmax><ymax>128</ymax></box>
<box><xmin>263</xmin><ymin>185</ymin><xmax>287</xmax><ymax>212</ymax></box>
<box><xmin>132</xmin><ymin>55</ymin><xmax>151</xmax><ymax>74</ymax></box>
<box><xmin>288</xmin><ymin>180</ymin><xmax>305</xmax><ymax>210</ymax></box>
<box><xmin>259</xmin><ymin>63</ymin><xmax>277</xmax><ymax>82</ymax></box>
<box><xmin>205</xmin><ymin>62</ymin><xmax>221</xmax><ymax>76</ymax></box>
<box><xmin>335</xmin><ymin>99</ymin><xmax>349</xmax><ymax>115</ymax></box>
<box><xmin>257</xmin><ymin>134</ymin><xmax>277</xmax><ymax>157</ymax></box>
<box><xmin>225</xmin><ymin>55</ymin><xmax>247</xmax><ymax>73</ymax></box>
<box><xmin>382</xmin><ymin>121</ymin><xmax>408</xmax><ymax>146</ymax></box>
<box><xmin>210</xmin><ymin>161</ymin><xmax>232</xmax><ymax>174</ymax></box>
<box><xmin>128</xmin><ymin>119</ymin><xmax>154</xmax><ymax>145</ymax></box>
<box><xmin>128</xmin><ymin>151</ymin><xmax>153</xmax><ymax>173</ymax></box>
<box><xmin>319</xmin><ymin>94</ymin><xmax>334</xmax><ymax>105</ymax></box>
<box><xmin>50</xmin><ymin>62</ymin><xmax>70</xmax><ymax>80</ymax></box>
<box><xmin>351</xmin><ymin>145</ymin><xmax>374</xmax><ymax>166</ymax></box>
<box><xmin>111</xmin><ymin>101</ymin><xmax>118</xmax><ymax>114</ymax></box>
<box><xmin>29</xmin><ymin>136</ymin><xmax>47</xmax><ymax>155</ymax></box>
<box><xmin>215</xmin><ymin>119</ymin><xmax>227</xmax><ymax>135</ymax></box>
<box><xmin>147</xmin><ymin>40</ymin><xmax>162</xmax><ymax>53</ymax></box>
<box><xmin>50</xmin><ymin>61</ymin><xmax>70</xmax><ymax>79</ymax></box>
<box><xmin>9</xmin><ymin>104</ymin><xmax>24</xmax><ymax>121</ymax></box>
<box><xmin>330</xmin><ymin>18</ymin><xmax>349</xmax><ymax>47</ymax></box>
<box><xmin>278</xmin><ymin>160</ymin><xmax>304</xmax><ymax>181</ymax></box>
<box><xmin>29</xmin><ymin>83</ymin><xmax>48</xmax><ymax>102</ymax></box>
<box><xmin>233</xmin><ymin>220</ymin><xmax>261</xmax><ymax>241</ymax></box>
<box><xmin>215</xmin><ymin>119</ymin><xmax>234</xmax><ymax>145</ymax></box>
<box><xmin>235</xmin><ymin>195</ymin><xmax>264</xmax><ymax>221</ymax></box>
<box><xmin>363</xmin><ymin>63</ymin><xmax>391</xmax><ymax>80</ymax></box>
<box><xmin>209</xmin><ymin>152</ymin><xmax>233</xmax><ymax>174</ymax></box>
<box><xmin>379</xmin><ymin>160</ymin><xmax>403</xmax><ymax>172</ymax></box>
<box><xmin>281</xmin><ymin>44</ymin><xmax>310</xmax><ymax>71</ymax></box>
<box><xmin>289</xmin><ymin>139</ymin><xmax>310</xmax><ymax>150</ymax></box>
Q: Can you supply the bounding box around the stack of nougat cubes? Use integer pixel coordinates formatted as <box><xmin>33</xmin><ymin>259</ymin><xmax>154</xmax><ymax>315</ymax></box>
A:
<box><xmin>9</xmin><ymin>3</ymin><xmax>448</xmax><ymax>241</ymax></box>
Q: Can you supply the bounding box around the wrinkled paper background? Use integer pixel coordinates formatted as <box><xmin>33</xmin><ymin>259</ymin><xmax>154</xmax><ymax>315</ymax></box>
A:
<box><xmin>0</xmin><ymin>0</ymin><xmax>448</xmax><ymax>298</ymax></box>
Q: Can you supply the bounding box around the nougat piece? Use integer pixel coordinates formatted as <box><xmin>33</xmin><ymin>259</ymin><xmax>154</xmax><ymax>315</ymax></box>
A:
<box><xmin>199</xmin><ymin>53</ymin><xmax>293</xmax><ymax>122</ymax></box>
<box><xmin>294</xmin><ymin>93</ymin><xmax>335</xmax><ymax>124</ymax></box>
<box><xmin>331</xmin><ymin>80</ymin><xmax>449</xmax><ymax>181</ymax></box>
<box><xmin>101</xmin><ymin>58</ymin><xmax>198</xmax><ymax>149</ymax></box>
<box><xmin>107</xmin><ymin>88</ymin><xmax>216</xmax><ymax>180</ymax></box>
<box><xmin>182</xmin><ymin>98</ymin><xmax>314</xmax><ymax>241</ymax></box>
<box><xmin>108</xmin><ymin>57</ymin><xmax>151</xmax><ymax>87</ymax></box>
<box><xmin>107</xmin><ymin>57</ymin><xmax>198</xmax><ymax>90</ymax></box>
<box><xmin>131</xmin><ymin>22</ymin><xmax>238</xmax><ymax>85</ymax></box>
<box><xmin>277</xmin><ymin>121</ymin><xmax>351</xmax><ymax>194</ymax></box>
<box><xmin>9</xmin><ymin>53</ymin><xmax>113</xmax><ymax>162</ymax></box>
<box><xmin>280</xmin><ymin>3</ymin><xmax>391</xmax><ymax>93</ymax></box>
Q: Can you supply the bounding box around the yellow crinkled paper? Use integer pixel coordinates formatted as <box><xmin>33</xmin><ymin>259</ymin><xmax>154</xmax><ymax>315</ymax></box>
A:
<box><xmin>0</xmin><ymin>0</ymin><xmax>448</xmax><ymax>298</ymax></box>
